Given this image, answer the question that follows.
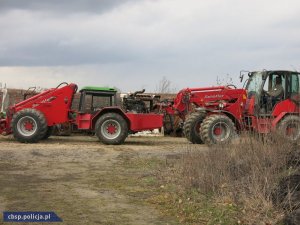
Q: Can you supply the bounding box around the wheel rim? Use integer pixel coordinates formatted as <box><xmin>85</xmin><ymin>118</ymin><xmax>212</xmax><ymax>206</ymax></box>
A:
<box><xmin>211</xmin><ymin>122</ymin><xmax>230</xmax><ymax>142</ymax></box>
<box><xmin>17</xmin><ymin>116</ymin><xmax>38</xmax><ymax>137</ymax></box>
<box><xmin>101</xmin><ymin>119</ymin><xmax>121</xmax><ymax>140</ymax></box>
<box><xmin>285</xmin><ymin>122</ymin><xmax>300</xmax><ymax>141</ymax></box>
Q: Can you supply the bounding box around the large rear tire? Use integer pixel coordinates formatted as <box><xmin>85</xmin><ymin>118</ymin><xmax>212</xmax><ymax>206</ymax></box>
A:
<box><xmin>200</xmin><ymin>114</ymin><xmax>236</xmax><ymax>145</ymax></box>
<box><xmin>95</xmin><ymin>113</ymin><xmax>128</xmax><ymax>145</ymax></box>
<box><xmin>278</xmin><ymin>115</ymin><xmax>300</xmax><ymax>143</ymax></box>
<box><xmin>11</xmin><ymin>109</ymin><xmax>48</xmax><ymax>143</ymax></box>
<box><xmin>183</xmin><ymin>111</ymin><xmax>206</xmax><ymax>144</ymax></box>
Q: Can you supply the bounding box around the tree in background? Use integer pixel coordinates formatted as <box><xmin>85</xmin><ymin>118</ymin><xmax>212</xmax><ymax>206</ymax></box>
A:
<box><xmin>216</xmin><ymin>74</ymin><xmax>233</xmax><ymax>86</ymax></box>
<box><xmin>156</xmin><ymin>76</ymin><xmax>177</xmax><ymax>93</ymax></box>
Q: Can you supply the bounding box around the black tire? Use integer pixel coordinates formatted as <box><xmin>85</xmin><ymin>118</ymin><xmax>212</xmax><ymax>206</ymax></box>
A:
<box><xmin>184</xmin><ymin>111</ymin><xmax>206</xmax><ymax>144</ymax></box>
<box><xmin>278</xmin><ymin>115</ymin><xmax>300</xmax><ymax>143</ymax></box>
<box><xmin>163</xmin><ymin>114</ymin><xmax>174</xmax><ymax>135</ymax></box>
<box><xmin>42</xmin><ymin>126</ymin><xmax>53</xmax><ymax>140</ymax></box>
<box><xmin>11</xmin><ymin>109</ymin><xmax>48</xmax><ymax>143</ymax></box>
<box><xmin>200</xmin><ymin>114</ymin><xmax>236</xmax><ymax>145</ymax></box>
<box><xmin>95</xmin><ymin>113</ymin><xmax>128</xmax><ymax>145</ymax></box>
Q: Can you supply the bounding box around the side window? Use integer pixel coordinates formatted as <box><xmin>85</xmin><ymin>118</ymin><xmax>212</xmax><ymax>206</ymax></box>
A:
<box><xmin>92</xmin><ymin>95</ymin><xmax>114</xmax><ymax>109</ymax></box>
<box><xmin>272</xmin><ymin>75</ymin><xmax>285</xmax><ymax>90</ymax></box>
<box><xmin>265</xmin><ymin>74</ymin><xmax>286</xmax><ymax>97</ymax></box>
<box><xmin>289</xmin><ymin>73</ymin><xmax>300</xmax><ymax>104</ymax></box>
<box><xmin>263</xmin><ymin>76</ymin><xmax>270</xmax><ymax>92</ymax></box>
<box><xmin>290</xmin><ymin>73</ymin><xmax>299</xmax><ymax>94</ymax></box>
<box><xmin>282</xmin><ymin>76</ymin><xmax>286</xmax><ymax>98</ymax></box>
<box><xmin>288</xmin><ymin>73</ymin><xmax>300</xmax><ymax>98</ymax></box>
<box><xmin>84</xmin><ymin>95</ymin><xmax>93</xmax><ymax>111</ymax></box>
<box><xmin>282</xmin><ymin>76</ymin><xmax>286</xmax><ymax>90</ymax></box>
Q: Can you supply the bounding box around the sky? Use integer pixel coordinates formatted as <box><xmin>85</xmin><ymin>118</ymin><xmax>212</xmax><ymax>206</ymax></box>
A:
<box><xmin>0</xmin><ymin>0</ymin><xmax>300</xmax><ymax>92</ymax></box>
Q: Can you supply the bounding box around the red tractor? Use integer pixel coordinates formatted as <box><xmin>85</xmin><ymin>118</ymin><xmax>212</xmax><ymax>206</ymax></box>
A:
<box><xmin>159</xmin><ymin>70</ymin><xmax>300</xmax><ymax>144</ymax></box>
<box><xmin>242</xmin><ymin>70</ymin><xmax>300</xmax><ymax>141</ymax></box>
<box><xmin>0</xmin><ymin>83</ymin><xmax>163</xmax><ymax>145</ymax></box>
<box><xmin>158</xmin><ymin>85</ymin><xmax>247</xmax><ymax>144</ymax></box>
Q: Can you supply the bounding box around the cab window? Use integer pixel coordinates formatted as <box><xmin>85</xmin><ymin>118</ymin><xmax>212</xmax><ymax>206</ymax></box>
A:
<box><xmin>263</xmin><ymin>74</ymin><xmax>286</xmax><ymax>96</ymax></box>
<box><xmin>290</xmin><ymin>73</ymin><xmax>300</xmax><ymax>94</ymax></box>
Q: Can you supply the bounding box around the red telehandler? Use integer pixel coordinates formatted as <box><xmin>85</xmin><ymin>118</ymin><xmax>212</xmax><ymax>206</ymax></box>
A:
<box><xmin>0</xmin><ymin>83</ymin><xmax>163</xmax><ymax>145</ymax></box>
<box><xmin>158</xmin><ymin>70</ymin><xmax>300</xmax><ymax>145</ymax></box>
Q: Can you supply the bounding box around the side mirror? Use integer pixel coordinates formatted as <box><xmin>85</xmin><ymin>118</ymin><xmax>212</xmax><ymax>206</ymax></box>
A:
<box><xmin>239</xmin><ymin>74</ymin><xmax>244</xmax><ymax>83</ymax></box>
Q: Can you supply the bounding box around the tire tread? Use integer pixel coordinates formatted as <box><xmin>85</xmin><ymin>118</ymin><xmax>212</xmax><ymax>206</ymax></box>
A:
<box><xmin>95</xmin><ymin>113</ymin><xmax>128</xmax><ymax>145</ymax></box>
<box><xmin>183</xmin><ymin>111</ymin><xmax>206</xmax><ymax>144</ymax></box>
<box><xmin>200</xmin><ymin>114</ymin><xmax>236</xmax><ymax>145</ymax></box>
<box><xmin>11</xmin><ymin>108</ymin><xmax>48</xmax><ymax>143</ymax></box>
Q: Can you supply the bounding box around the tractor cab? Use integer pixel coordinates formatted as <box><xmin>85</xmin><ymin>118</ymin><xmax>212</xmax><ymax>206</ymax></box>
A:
<box><xmin>78</xmin><ymin>86</ymin><xmax>118</xmax><ymax>113</ymax></box>
<box><xmin>76</xmin><ymin>86</ymin><xmax>119</xmax><ymax>130</ymax></box>
<box><xmin>244</xmin><ymin>70</ymin><xmax>300</xmax><ymax>116</ymax></box>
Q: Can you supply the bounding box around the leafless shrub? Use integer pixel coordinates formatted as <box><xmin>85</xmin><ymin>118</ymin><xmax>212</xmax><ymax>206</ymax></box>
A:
<box><xmin>177</xmin><ymin>133</ymin><xmax>299</xmax><ymax>224</ymax></box>
<box><xmin>155</xmin><ymin>76</ymin><xmax>177</xmax><ymax>93</ymax></box>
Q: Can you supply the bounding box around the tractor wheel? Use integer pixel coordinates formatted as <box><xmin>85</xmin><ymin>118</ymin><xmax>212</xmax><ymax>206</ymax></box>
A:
<box><xmin>200</xmin><ymin>114</ymin><xmax>236</xmax><ymax>145</ymax></box>
<box><xmin>278</xmin><ymin>115</ymin><xmax>300</xmax><ymax>143</ymax></box>
<box><xmin>95</xmin><ymin>113</ymin><xmax>128</xmax><ymax>145</ymax></box>
<box><xmin>42</xmin><ymin>126</ymin><xmax>54</xmax><ymax>140</ymax></box>
<box><xmin>163</xmin><ymin>114</ymin><xmax>174</xmax><ymax>135</ymax></box>
<box><xmin>184</xmin><ymin>111</ymin><xmax>206</xmax><ymax>144</ymax></box>
<box><xmin>11</xmin><ymin>109</ymin><xmax>48</xmax><ymax>143</ymax></box>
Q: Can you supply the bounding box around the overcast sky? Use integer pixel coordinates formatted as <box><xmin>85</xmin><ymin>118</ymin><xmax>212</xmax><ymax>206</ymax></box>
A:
<box><xmin>0</xmin><ymin>0</ymin><xmax>300</xmax><ymax>92</ymax></box>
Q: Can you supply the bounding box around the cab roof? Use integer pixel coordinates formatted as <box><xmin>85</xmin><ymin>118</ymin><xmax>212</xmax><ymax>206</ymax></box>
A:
<box><xmin>79</xmin><ymin>86</ymin><xmax>117</xmax><ymax>97</ymax></box>
<box><xmin>80</xmin><ymin>86</ymin><xmax>117</xmax><ymax>92</ymax></box>
<box><xmin>251</xmin><ymin>70</ymin><xmax>300</xmax><ymax>74</ymax></box>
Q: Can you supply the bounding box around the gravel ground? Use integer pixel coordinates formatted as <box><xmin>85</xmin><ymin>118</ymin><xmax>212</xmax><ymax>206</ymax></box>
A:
<box><xmin>0</xmin><ymin>135</ymin><xmax>207</xmax><ymax>225</ymax></box>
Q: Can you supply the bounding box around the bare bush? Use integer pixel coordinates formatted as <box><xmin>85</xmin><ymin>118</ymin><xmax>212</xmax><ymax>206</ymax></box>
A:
<box><xmin>156</xmin><ymin>76</ymin><xmax>177</xmax><ymax>93</ymax></box>
<box><xmin>177</xmin><ymin>134</ymin><xmax>299</xmax><ymax>224</ymax></box>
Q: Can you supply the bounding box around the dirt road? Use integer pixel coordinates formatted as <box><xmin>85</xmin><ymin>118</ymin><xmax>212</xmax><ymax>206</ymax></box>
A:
<box><xmin>0</xmin><ymin>135</ymin><xmax>205</xmax><ymax>225</ymax></box>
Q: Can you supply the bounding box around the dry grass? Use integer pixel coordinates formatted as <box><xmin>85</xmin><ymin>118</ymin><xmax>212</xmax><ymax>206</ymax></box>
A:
<box><xmin>168</xmin><ymin>134</ymin><xmax>299</xmax><ymax>224</ymax></box>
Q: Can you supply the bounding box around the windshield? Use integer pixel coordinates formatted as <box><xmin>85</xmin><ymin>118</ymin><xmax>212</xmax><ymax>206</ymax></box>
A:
<box><xmin>245</xmin><ymin>72</ymin><xmax>264</xmax><ymax>94</ymax></box>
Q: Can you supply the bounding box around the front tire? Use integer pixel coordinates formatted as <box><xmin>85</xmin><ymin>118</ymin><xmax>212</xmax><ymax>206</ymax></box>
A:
<box><xmin>278</xmin><ymin>115</ymin><xmax>300</xmax><ymax>143</ymax></box>
<box><xmin>95</xmin><ymin>113</ymin><xmax>128</xmax><ymax>145</ymax></box>
<box><xmin>184</xmin><ymin>111</ymin><xmax>206</xmax><ymax>144</ymax></box>
<box><xmin>200</xmin><ymin>114</ymin><xmax>236</xmax><ymax>145</ymax></box>
<box><xmin>11</xmin><ymin>109</ymin><xmax>48</xmax><ymax>143</ymax></box>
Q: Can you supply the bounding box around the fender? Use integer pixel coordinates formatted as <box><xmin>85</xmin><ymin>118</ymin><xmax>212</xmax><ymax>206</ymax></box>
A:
<box><xmin>271</xmin><ymin>99</ymin><xmax>300</xmax><ymax>128</ymax></box>
<box><xmin>270</xmin><ymin>112</ymin><xmax>300</xmax><ymax>129</ymax></box>
<box><xmin>207</xmin><ymin>109</ymin><xmax>243</xmax><ymax>131</ymax></box>
<box><xmin>91</xmin><ymin>107</ymin><xmax>130</xmax><ymax>130</ymax></box>
<box><xmin>91</xmin><ymin>107</ymin><xmax>163</xmax><ymax>132</ymax></box>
